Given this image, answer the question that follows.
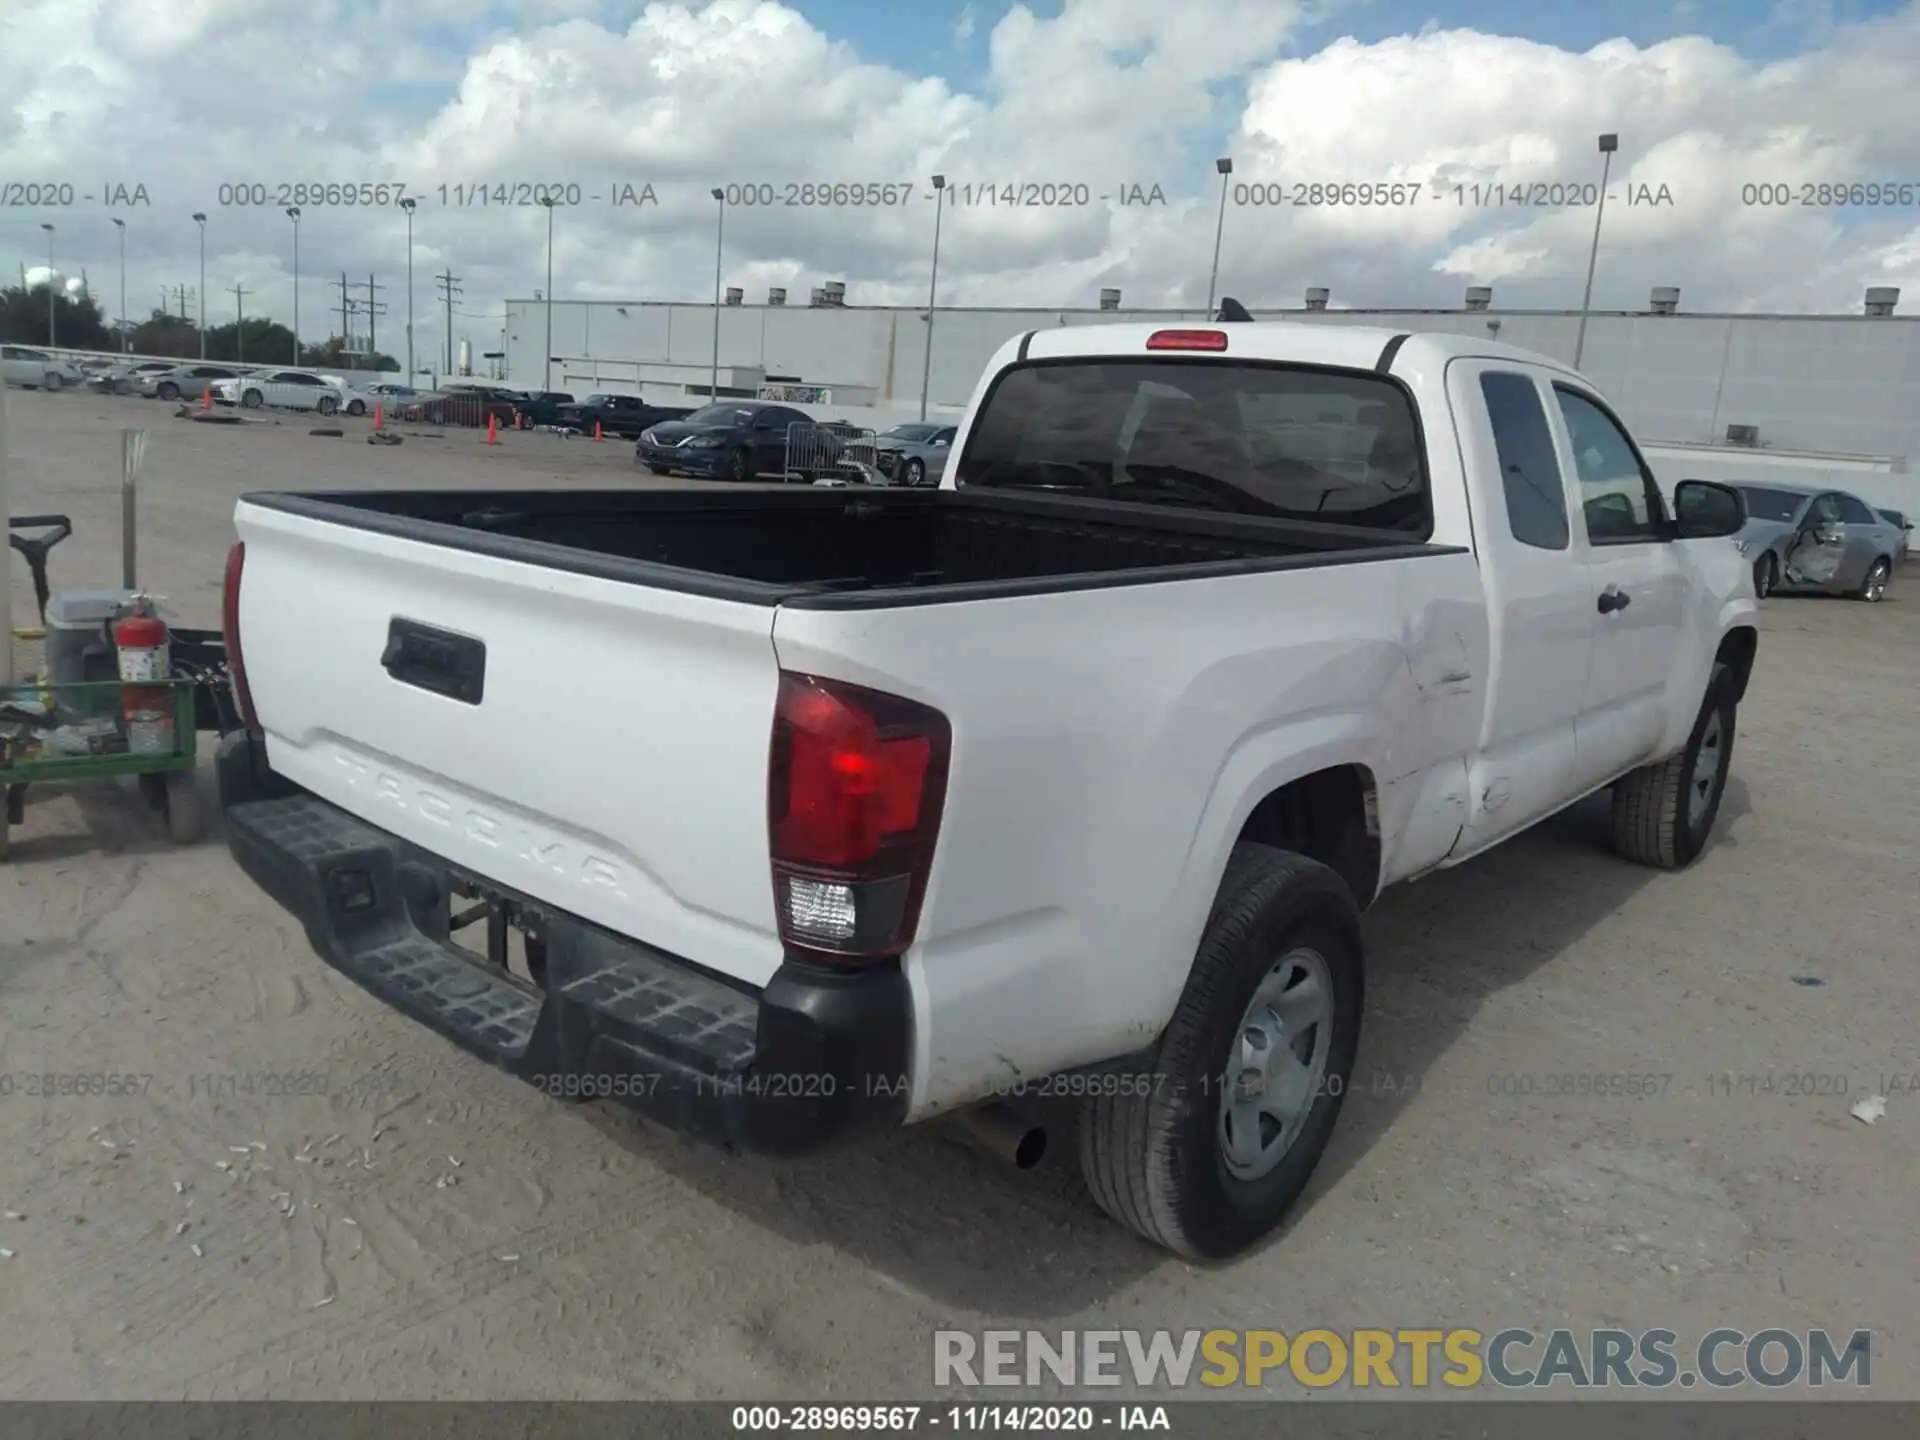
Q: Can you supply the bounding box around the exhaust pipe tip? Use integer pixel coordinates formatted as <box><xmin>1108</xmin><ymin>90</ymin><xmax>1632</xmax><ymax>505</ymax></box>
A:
<box><xmin>956</xmin><ymin>1103</ymin><xmax>1048</xmax><ymax>1171</ymax></box>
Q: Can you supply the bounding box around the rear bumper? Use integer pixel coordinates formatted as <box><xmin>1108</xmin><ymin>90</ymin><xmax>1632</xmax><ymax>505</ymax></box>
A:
<box><xmin>215</xmin><ymin>730</ymin><xmax>913</xmax><ymax>1155</ymax></box>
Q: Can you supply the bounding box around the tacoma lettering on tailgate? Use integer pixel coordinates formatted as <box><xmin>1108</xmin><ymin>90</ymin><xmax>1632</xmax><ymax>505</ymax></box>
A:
<box><xmin>332</xmin><ymin>753</ymin><xmax>629</xmax><ymax>896</ymax></box>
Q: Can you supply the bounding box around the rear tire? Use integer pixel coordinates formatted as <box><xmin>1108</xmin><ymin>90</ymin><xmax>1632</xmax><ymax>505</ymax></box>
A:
<box><xmin>241</xmin><ymin>388</ymin><xmax>263</xmax><ymax>409</ymax></box>
<box><xmin>1855</xmin><ymin>558</ymin><xmax>1891</xmax><ymax>602</ymax></box>
<box><xmin>1078</xmin><ymin>845</ymin><xmax>1362</xmax><ymax>1259</ymax></box>
<box><xmin>725</xmin><ymin>447</ymin><xmax>751</xmax><ymax>481</ymax></box>
<box><xmin>157</xmin><ymin>381</ymin><xmax>180</xmax><ymax>402</ymax></box>
<box><xmin>44</xmin><ymin>372</ymin><xmax>64</xmax><ymax>392</ymax></box>
<box><xmin>346</xmin><ymin>399</ymin><xmax>366</xmax><ymax>417</ymax></box>
<box><xmin>316</xmin><ymin>395</ymin><xmax>338</xmax><ymax>417</ymax></box>
<box><xmin>1753</xmin><ymin>553</ymin><xmax>1776</xmax><ymax>599</ymax></box>
<box><xmin>1611</xmin><ymin>667</ymin><xmax>1736</xmax><ymax>870</ymax></box>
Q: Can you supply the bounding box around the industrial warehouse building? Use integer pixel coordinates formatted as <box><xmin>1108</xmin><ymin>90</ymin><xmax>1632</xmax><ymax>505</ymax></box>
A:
<box><xmin>500</xmin><ymin>282</ymin><xmax>1918</xmax><ymax>506</ymax></box>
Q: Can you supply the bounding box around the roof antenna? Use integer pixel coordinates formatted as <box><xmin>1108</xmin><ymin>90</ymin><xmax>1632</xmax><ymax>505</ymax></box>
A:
<box><xmin>1215</xmin><ymin>297</ymin><xmax>1253</xmax><ymax>323</ymax></box>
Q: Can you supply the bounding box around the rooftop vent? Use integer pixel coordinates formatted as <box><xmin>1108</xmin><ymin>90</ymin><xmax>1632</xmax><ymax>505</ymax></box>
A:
<box><xmin>1650</xmin><ymin>286</ymin><xmax>1680</xmax><ymax>315</ymax></box>
<box><xmin>808</xmin><ymin>287</ymin><xmax>826</xmax><ymax>307</ymax></box>
<box><xmin>822</xmin><ymin>281</ymin><xmax>846</xmax><ymax>306</ymax></box>
<box><xmin>1865</xmin><ymin>286</ymin><xmax>1899</xmax><ymax>317</ymax></box>
<box><xmin>1304</xmin><ymin>286</ymin><xmax>1330</xmax><ymax>311</ymax></box>
<box><xmin>1099</xmin><ymin>287</ymin><xmax>1121</xmax><ymax>311</ymax></box>
<box><xmin>1465</xmin><ymin>285</ymin><xmax>1493</xmax><ymax>311</ymax></box>
<box><xmin>724</xmin><ymin>286</ymin><xmax>743</xmax><ymax>306</ymax></box>
<box><xmin>1725</xmin><ymin>423</ymin><xmax>1759</xmax><ymax>447</ymax></box>
<box><xmin>767</xmin><ymin>287</ymin><xmax>786</xmax><ymax>307</ymax></box>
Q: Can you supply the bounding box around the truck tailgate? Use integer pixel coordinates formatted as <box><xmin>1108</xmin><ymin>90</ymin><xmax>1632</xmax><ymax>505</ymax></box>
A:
<box><xmin>233</xmin><ymin>500</ymin><xmax>788</xmax><ymax>988</ymax></box>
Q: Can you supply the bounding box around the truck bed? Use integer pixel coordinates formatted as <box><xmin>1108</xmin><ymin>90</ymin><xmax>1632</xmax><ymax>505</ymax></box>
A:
<box><xmin>241</xmin><ymin>485</ymin><xmax>1446</xmax><ymax>607</ymax></box>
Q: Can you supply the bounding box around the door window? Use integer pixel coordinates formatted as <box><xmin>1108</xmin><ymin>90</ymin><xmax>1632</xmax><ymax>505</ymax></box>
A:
<box><xmin>1481</xmin><ymin>371</ymin><xmax>1569</xmax><ymax>550</ymax></box>
<box><xmin>1836</xmin><ymin>494</ymin><xmax>1877</xmax><ymax>525</ymax></box>
<box><xmin>1553</xmin><ymin>387</ymin><xmax>1666</xmax><ymax>543</ymax></box>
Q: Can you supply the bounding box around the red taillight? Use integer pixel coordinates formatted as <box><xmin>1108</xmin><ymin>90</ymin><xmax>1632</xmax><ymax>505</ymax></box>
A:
<box><xmin>1145</xmin><ymin>329</ymin><xmax>1228</xmax><ymax>351</ymax></box>
<box><xmin>221</xmin><ymin>541</ymin><xmax>260</xmax><ymax>734</ymax></box>
<box><xmin>769</xmin><ymin>672</ymin><xmax>950</xmax><ymax>963</ymax></box>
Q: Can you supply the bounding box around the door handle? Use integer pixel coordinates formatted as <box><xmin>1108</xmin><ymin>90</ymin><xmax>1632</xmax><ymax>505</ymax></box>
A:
<box><xmin>1597</xmin><ymin>588</ymin><xmax>1631</xmax><ymax>614</ymax></box>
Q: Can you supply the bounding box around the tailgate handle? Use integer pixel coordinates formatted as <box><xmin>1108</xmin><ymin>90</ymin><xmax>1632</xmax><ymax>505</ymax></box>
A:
<box><xmin>381</xmin><ymin>618</ymin><xmax>486</xmax><ymax>705</ymax></box>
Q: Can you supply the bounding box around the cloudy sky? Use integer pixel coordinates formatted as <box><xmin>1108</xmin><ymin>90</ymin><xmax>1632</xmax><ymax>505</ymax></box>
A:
<box><xmin>4</xmin><ymin>0</ymin><xmax>1918</xmax><ymax>368</ymax></box>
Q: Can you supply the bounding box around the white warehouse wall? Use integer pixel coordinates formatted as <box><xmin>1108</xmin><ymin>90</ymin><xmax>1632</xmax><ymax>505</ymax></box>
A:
<box><xmin>502</xmin><ymin>300</ymin><xmax>1920</xmax><ymax>463</ymax></box>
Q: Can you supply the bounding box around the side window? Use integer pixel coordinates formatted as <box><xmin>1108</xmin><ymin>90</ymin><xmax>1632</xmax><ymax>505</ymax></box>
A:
<box><xmin>1836</xmin><ymin>494</ymin><xmax>1877</xmax><ymax>525</ymax></box>
<box><xmin>1553</xmin><ymin>387</ymin><xmax>1666</xmax><ymax>543</ymax></box>
<box><xmin>1808</xmin><ymin>494</ymin><xmax>1843</xmax><ymax>527</ymax></box>
<box><xmin>1480</xmin><ymin>371</ymin><xmax>1569</xmax><ymax>550</ymax></box>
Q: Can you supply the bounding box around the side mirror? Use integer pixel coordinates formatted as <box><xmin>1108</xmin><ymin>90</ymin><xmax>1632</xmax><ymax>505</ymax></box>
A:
<box><xmin>1674</xmin><ymin>479</ymin><xmax>1746</xmax><ymax>539</ymax></box>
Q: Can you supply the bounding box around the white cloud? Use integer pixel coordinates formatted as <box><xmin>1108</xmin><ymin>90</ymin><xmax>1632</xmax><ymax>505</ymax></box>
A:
<box><xmin>3</xmin><ymin>0</ymin><xmax>1919</xmax><ymax>369</ymax></box>
<box><xmin>954</xmin><ymin>5</ymin><xmax>976</xmax><ymax>45</ymax></box>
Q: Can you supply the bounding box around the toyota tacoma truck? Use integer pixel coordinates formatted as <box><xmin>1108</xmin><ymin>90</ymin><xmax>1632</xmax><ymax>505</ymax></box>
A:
<box><xmin>215</xmin><ymin>316</ymin><xmax>1756</xmax><ymax>1259</ymax></box>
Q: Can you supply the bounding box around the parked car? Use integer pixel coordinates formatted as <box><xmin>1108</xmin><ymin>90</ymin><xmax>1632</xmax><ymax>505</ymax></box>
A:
<box><xmin>138</xmin><ymin>362</ymin><xmax>245</xmax><ymax>402</ymax></box>
<box><xmin>332</xmin><ymin>380</ymin><xmax>420</xmax><ymax>417</ymax></box>
<box><xmin>214</xmin><ymin>368</ymin><xmax>349</xmax><ymax>415</ymax></box>
<box><xmin>89</xmin><ymin>359</ymin><xmax>180</xmax><ymax>395</ymax></box>
<box><xmin>217</xmin><ymin>319</ymin><xmax>1756</xmax><ymax>1259</ymax></box>
<box><xmin>395</xmin><ymin>384</ymin><xmax>521</xmax><ymax>428</ymax></box>
<box><xmin>1874</xmin><ymin>508</ymin><xmax>1911</xmax><ymax>565</ymax></box>
<box><xmin>560</xmin><ymin>392</ymin><xmax>694</xmax><ymax>439</ymax></box>
<box><xmin>634</xmin><ymin>401</ymin><xmax>826</xmax><ymax>479</ymax></box>
<box><xmin>873</xmin><ymin>422</ymin><xmax>957</xmax><ymax>486</ymax></box>
<box><xmin>513</xmin><ymin>391</ymin><xmax>577</xmax><ymax>428</ymax></box>
<box><xmin>0</xmin><ymin>345</ymin><xmax>85</xmax><ymax>391</ymax></box>
<box><xmin>1733</xmin><ymin>483</ymin><xmax>1902</xmax><ymax>601</ymax></box>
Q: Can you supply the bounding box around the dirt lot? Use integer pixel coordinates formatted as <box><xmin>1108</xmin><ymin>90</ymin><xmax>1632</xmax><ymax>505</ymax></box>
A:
<box><xmin>2</xmin><ymin>388</ymin><xmax>1916</xmax><ymax>1400</ymax></box>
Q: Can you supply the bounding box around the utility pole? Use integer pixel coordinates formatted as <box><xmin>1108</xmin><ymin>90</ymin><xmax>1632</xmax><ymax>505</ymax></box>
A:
<box><xmin>333</xmin><ymin>272</ymin><xmax>353</xmax><ymax>362</ymax></box>
<box><xmin>435</xmin><ymin>269</ymin><xmax>461</xmax><ymax>374</ymax></box>
<box><xmin>363</xmin><ymin>274</ymin><xmax>387</xmax><ymax>361</ymax></box>
<box><xmin>230</xmin><ymin>283</ymin><xmax>250</xmax><ymax>363</ymax></box>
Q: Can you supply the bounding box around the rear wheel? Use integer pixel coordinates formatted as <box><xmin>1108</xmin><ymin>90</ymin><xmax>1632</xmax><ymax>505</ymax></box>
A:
<box><xmin>157</xmin><ymin>381</ymin><xmax>180</xmax><ymax>402</ymax></box>
<box><xmin>43</xmin><ymin>372</ymin><xmax>64</xmax><ymax>392</ymax></box>
<box><xmin>725</xmin><ymin>446</ymin><xmax>752</xmax><ymax>481</ymax></box>
<box><xmin>346</xmin><ymin>399</ymin><xmax>366</xmax><ymax>417</ymax></box>
<box><xmin>241</xmin><ymin>388</ymin><xmax>264</xmax><ymax>409</ymax></box>
<box><xmin>315</xmin><ymin>395</ymin><xmax>338</xmax><ymax>417</ymax></box>
<box><xmin>1856</xmin><ymin>558</ymin><xmax>1891</xmax><ymax>602</ymax></box>
<box><xmin>1753</xmin><ymin>553</ymin><xmax>1776</xmax><ymax>598</ymax></box>
<box><xmin>1078</xmin><ymin>845</ymin><xmax>1362</xmax><ymax>1259</ymax></box>
<box><xmin>903</xmin><ymin>458</ymin><xmax>926</xmax><ymax>486</ymax></box>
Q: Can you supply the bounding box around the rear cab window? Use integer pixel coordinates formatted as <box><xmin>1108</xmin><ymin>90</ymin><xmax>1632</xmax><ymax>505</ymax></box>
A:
<box><xmin>954</xmin><ymin>358</ymin><xmax>1432</xmax><ymax>536</ymax></box>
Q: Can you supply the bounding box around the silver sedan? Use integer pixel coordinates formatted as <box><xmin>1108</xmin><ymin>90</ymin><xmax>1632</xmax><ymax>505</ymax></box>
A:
<box><xmin>1734</xmin><ymin>483</ymin><xmax>1904</xmax><ymax>602</ymax></box>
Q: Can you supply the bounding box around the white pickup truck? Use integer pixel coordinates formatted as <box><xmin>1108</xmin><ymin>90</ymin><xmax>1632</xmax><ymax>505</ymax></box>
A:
<box><xmin>216</xmin><ymin>317</ymin><xmax>1757</xmax><ymax>1259</ymax></box>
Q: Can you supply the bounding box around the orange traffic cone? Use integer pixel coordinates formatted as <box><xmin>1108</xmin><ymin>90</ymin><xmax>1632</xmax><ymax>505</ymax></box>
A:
<box><xmin>373</xmin><ymin>404</ymin><xmax>384</xmax><ymax>431</ymax></box>
<box><xmin>486</xmin><ymin>413</ymin><xmax>498</xmax><ymax>445</ymax></box>
<box><xmin>202</xmin><ymin>386</ymin><xmax>213</xmax><ymax>411</ymax></box>
<box><xmin>593</xmin><ymin>420</ymin><xmax>604</xmax><ymax>442</ymax></box>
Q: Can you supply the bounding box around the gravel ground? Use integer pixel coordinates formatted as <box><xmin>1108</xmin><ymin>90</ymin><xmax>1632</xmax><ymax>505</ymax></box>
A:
<box><xmin>2</xmin><ymin>388</ymin><xmax>1916</xmax><ymax>1401</ymax></box>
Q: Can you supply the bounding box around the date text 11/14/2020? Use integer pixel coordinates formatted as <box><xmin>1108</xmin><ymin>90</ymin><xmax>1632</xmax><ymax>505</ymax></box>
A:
<box><xmin>1229</xmin><ymin>180</ymin><xmax>1676</xmax><ymax>208</ymax></box>
<box><xmin>211</xmin><ymin>182</ymin><xmax>661</xmax><ymax>209</ymax></box>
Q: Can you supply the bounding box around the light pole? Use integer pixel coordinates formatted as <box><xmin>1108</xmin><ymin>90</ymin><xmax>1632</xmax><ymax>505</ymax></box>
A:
<box><xmin>709</xmin><ymin>187</ymin><xmax>725</xmax><ymax>400</ymax></box>
<box><xmin>286</xmin><ymin>206</ymin><xmax>301</xmax><ymax>363</ymax></box>
<box><xmin>1572</xmin><ymin>132</ymin><xmax>1618</xmax><ymax>371</ymax></box>
<box><xmin>918</xmin><ymin>175</ymin><xmax>947</xmax><ymax>423</ymax></box>
<box><xmin>192</xmin><ymin>213</ymin><xmax>207</xmax><ymax>357</ymax></box>
<box><xmin>1205</xmin><ymin>158</ymin><xmax>1233</xmax><ymax>316</ymax></box>
<box><xmin>399</xmin><ymin>197</ymin><xmax>416</xmax><ymax>382</ymax></box>
<box><xmin>540</xmin><ymin>195</ymin><xmax>557</xmax><ymax>392</ymax></box>
<box><xmin>40</xmin><ymin>224</ymin><xmax>55</xmax><ymax>347</ymax></box>
<box><xmin>112</xmin><ymin>218</ymin><xmax>128</xmax><ymax>352</ymax></box>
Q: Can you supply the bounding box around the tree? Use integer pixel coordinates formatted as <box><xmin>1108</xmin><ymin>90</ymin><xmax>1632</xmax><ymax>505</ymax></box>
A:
<box><xmin>0</xmin><ymin>284</ymin><xmax>116</xmax><ymax>349</ymax></box>
<box><xmin>305</xmin><ymin>336</ymin><xmax>399</xmax><ymax>373</ymax></box>
<box><xmin>128</xmin><ymin>310</ymin><xmax>201</xmax><ymax>359</ymax></box>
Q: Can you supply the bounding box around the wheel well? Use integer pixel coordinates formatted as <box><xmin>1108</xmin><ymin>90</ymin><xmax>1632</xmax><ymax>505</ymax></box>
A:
<box><xmin>1234</xmin><ymin>764</ymin><xmax>1379</xmax><ymax>907</ymax></box>
<box><xmin>1715</xmin><ymin>626</ymin><xmax>1758</xmax><ymax>704</ymax></box>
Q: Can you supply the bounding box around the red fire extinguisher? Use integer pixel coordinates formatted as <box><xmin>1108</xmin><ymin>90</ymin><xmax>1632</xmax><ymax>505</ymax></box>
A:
<box><xmin>114</xmin><ymin>597</ymin><xmax>174</xmax><ymax>756</ymax></box>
